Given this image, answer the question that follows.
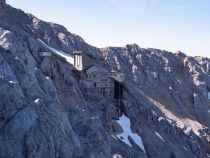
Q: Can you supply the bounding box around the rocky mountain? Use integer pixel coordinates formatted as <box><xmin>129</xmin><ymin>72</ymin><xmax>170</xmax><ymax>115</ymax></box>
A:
<box><xmin>0</xmin><ymin>1</ymin><xmax>210</xmax><ymax>158</ymax></box>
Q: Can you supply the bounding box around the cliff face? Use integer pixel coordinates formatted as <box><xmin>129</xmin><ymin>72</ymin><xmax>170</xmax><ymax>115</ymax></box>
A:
<box><xmin>102</xmin><ymin>46</ymin><xmax>210</xmax><ymax>157</ymax></box>
<box><xmin>0</xmin><ymin>2</ymin><xmax>210</xmax><ymax>158</ymax></box>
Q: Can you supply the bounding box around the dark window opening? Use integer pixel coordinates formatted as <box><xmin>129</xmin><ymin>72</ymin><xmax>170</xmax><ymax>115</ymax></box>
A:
<box><xmin>114</xmin><ymin>80</ymin><xmax>123</xmax><ymax>99</ymax></box>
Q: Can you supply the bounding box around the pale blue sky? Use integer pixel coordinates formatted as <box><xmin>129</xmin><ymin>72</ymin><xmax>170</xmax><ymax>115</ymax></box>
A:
<box><xmin>7</xmin><ymin>0</ymin><xmax>210</xmax><ymax>57</ymax></box>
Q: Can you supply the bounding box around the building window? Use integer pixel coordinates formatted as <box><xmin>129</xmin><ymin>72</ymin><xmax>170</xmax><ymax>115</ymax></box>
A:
<box><xmin>208</xmin><ymin>92</ymin><xmax>210</xmax><ymax>99</ymax></box>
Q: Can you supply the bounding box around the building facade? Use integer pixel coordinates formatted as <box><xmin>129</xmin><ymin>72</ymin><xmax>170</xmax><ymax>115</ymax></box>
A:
<box><xmin>73</xmin><ymin>51</ymin><xmax>124</xmax><ymax>101</ymax></box>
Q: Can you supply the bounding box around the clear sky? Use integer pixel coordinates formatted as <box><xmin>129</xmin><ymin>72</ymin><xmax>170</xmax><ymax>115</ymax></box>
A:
<box><xmin>7</xmin><ymin>0</ymin><xmax>210</xmax><ymax>57</ymax></box>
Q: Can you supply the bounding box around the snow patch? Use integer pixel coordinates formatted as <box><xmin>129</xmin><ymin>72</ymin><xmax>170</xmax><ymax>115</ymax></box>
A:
<box><xmin>113</xmin><ymin>154</ymin><xmax>123</xmax><ymax>158</ymax></box>
<box><xmin>113</xmin><ymin>56</ymin><xmax>121</xmax><ymax>70</ymax></box>
<box><xmin>8</xmin><ymin>80</ymin><xmax>17</xmax><ymax>84</ymax></box>
<box><xmin>136</xmin><ymin>54</ymin><xmax>141</xmax><ymax>60</ymax></box>
<box><xmin>34</xmin><ymin>98</ymin><xmax>40</xmax><ymax>103</ymax></box>
<box><xmin>155</xmin><ymin>131</ymin><xmax>165</xmax><ymax>142</ymax></box>
<box><xmin>177</xmin><ymin>79</ymin><xmax>182</xmax><ymax>85</ymax></box>
<box><xmin>14</xmin><ymin>56</ymin><xmax>20</xmax><ymax>60</ymax></box>
<box><xmin>38</xmin><ymin>39</ymin><xmax>74</xmax><ymax>65</ymax></box>
<box><xmin>158</xmin><ymin>117</ymin><xmax>164</xmax><ymax>122</ymax></box>
<box><xmin>132</xmin><ymin>65</ymin><xmax>137</xmax><ymax>74</ymax></box>
<box><xmin>116</xmin><ymin>115</ymin><xmax>146</xmax><ymax>153</ymax></box>
<box><xmin>45</xmin><ymin>76</ymin><xmax>50</xmax><ymax>80</ymax></box>
<box><xmin>169</xmin><ymin>86</ymin><xmax>173</xmax><ymax>90</ymax></box>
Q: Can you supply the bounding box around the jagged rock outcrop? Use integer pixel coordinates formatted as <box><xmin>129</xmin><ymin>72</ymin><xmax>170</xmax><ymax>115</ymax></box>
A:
<box><xmin>0</xmin><ymin>1</ymin><xmax>210</xmax><ymax>158</ymax></box>
<box><xmin>102</xmin><ymin>46</ymin><xmax>210</xmax><ymax>157</ymax></box>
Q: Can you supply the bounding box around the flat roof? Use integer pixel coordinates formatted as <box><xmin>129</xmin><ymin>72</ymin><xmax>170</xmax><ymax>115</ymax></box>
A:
<box><xmin>73</xmin><ymin>51</ymin><xmax>83</xmax><ymax>54</ymax></box>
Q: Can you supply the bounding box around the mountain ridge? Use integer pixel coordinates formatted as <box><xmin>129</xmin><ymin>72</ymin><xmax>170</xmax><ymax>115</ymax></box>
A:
<box><xmin>0</xmin><ymin>1</ymin><xmax>210</xmax><ymax>158</ymax></box>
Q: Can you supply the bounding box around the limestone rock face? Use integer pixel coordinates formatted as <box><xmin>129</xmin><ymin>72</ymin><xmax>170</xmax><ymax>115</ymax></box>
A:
<box><xmin>0</xmin><ymin>1</ymin><xmax>210</xmax><ymax>158</ymax></box>
<box><xmin>102</xmin><ymin>47</ymin><xmax>210</xmax><ymax>158</ymax></box>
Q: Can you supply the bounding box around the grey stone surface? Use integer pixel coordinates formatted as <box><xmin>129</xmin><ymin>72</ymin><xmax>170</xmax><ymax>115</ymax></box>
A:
<box><xmin>0</xmin><ymin>1</ymin><xmax>210</xmax><ymax>158</ymax></box>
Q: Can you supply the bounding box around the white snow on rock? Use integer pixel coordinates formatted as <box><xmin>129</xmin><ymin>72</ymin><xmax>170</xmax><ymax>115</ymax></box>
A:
<box><xmin>8</xmin><ymin>80</ymin><xmax>17</xmax><ymax>84</ymax></box>
<box><xmin>38</xmin><ymin>39</ymin><xmax>74</xmax><ymax>65</ymax></box>
<box><xmin>177</xmin><ymin>79</ymin><xmax>182</xmax><ymax>85</ymax></box>
<box><xmin>169</xmin><ymin>86</ymin><xmax>173</xmax><ymax>90</ymax></box>
<box><xmin>158</xmin><ymin>117</ymin><xmax>164</xmax><ymax>122</ymax></box>
<box><xmin>34</xmin><ymin>98</ymin><xmax>40</xmax><ymax>103</ymax></box>
<box><xmin>132</xmin><ymin>65</ymin><xmax>137</xmax><ymax>74</ymax></box>
<box><xmin>113</xmin><ymin>154</ymin><xmax>123</xmax><ymax>158</ymax></box>
<box><xmin>116</xmin><ymin>114</ymin><xmax>146</xmax><ymax>153</ymax></box>
<box><xmin>155</xmin><ymin>131</ymin><xmax>165</xmax><ymax>142</ymax></box>
<box><xmin>45</xmin><ymin>76</ymin><xmax>50</xmax><ymax>80</ymax></box>
<box><xmin>113</xmin><ymin>55</ymin><xmax>121</xmax><ymax>71</ymax></box>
